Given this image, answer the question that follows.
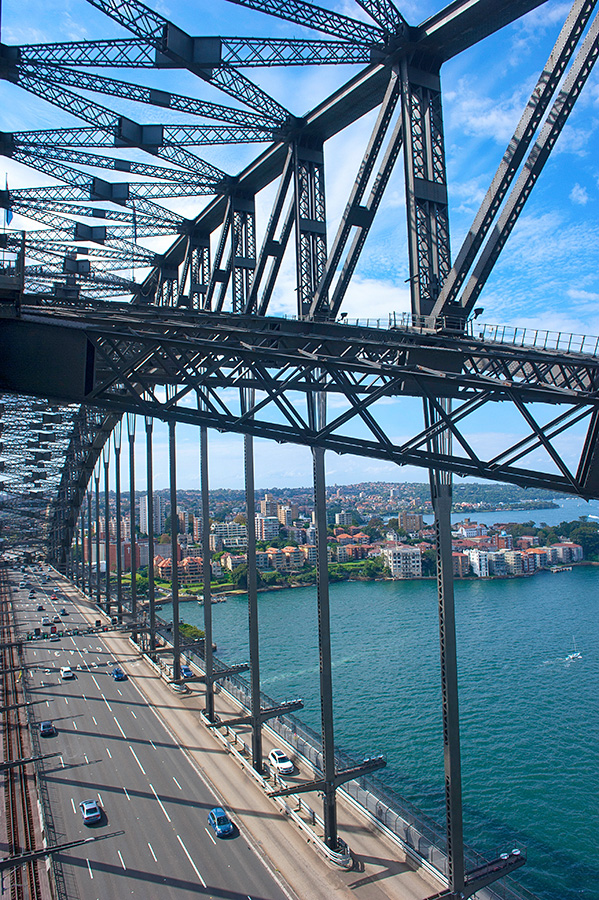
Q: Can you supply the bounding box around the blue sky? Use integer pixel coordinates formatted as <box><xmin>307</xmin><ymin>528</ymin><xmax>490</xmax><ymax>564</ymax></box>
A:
<box><xmin>1</xmin><ymin>0</ymin><xmax>598</xmax><ymax>489</ymax></box>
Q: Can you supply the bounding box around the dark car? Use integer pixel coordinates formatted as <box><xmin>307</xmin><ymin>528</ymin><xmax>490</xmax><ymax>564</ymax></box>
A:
<box><xmin>60</xmin><ymin>608</ymin><xmax>68</xmax><ymax>616</ymax></box>
<box><xmin>39</xmin><ymin>720</ymin><xmax>55</xmax><ymax>737</ymax></box>
<box><xmin>207</xmin><ymin>807</ymin><xmax>234</xmax><ymax>837</ymax></box>
<box><xmin>37</xmin><ymin>604</ymin><xmax>45</xmax><ymax>611</ymax></box>
<box><xmin>112</xmin><ymin>667</ymin><xmax>126</xmax><ymax>681</ymax></box>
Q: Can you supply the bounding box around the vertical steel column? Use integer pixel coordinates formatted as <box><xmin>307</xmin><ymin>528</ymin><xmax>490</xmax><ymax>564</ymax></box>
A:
<box><xmin>94</xmin><ymin>465</ymin><xmax>101</xmax><ymax>609</ymax></box>
<box><xmin>312</xmin><ymin>441</ymin><xmax>338</xmax><ymax>849</ymax></box>
<box><xmin>231</xmin><ymin>195</ymin><xmax>256</xmax><ymax>314</ymax></box>
<box><xmin>400</xmin><ymin>58</ymin><xmax>451</xmax><ymax>322</ymax></box>
<box><xmin>113</xmin><ymin>423</ymin><xmax>123</xmax><ymax>623</ymax></box>
<box><xmin>427</xmin><ymin>399</ymin><xmax>465</xmax><ymax>894</ymax></box>
<box><xmin>189</xmin><ymin>233</ymin><xmax>210</xmax><ymax>309</ymax></box>
<box><xmin>127</xmin><ymin>414</ymin><xmax>137</xmax><ymax>628</ymax></box>
<box><xmin>74</xmin><ymin>522</ymin><xmax>80</xmax><ymax>587</ymax></box>
<box><xmin>145</xmin><ymin>417</ymin><xmax>156</xmax><ymax>657</ymax></box>
<box><xmin>200</xmin><ymin>424</ymin><xmax>214</xmax><ymax>720</ymax></box>
<box><xmin>293</xmin><ymin>140</ymin><xmax>328</xmax><ymax>319</ymax></box>
<box><xmin>169</xmin><ymin>420</ymin><xmax>181</xmax><ymax>681</ymax></box>
<box><xmin>243</xmin><ymin>388</ymin><xmax>262</xmax><ymax>771</ymax></box>
<box><xmin>103</xmin><ymin>442</ymin><xmax>111</xmax><ymax>615</ymax></box>
<box><xmin>87</xmin><ymin>490</ymin><xmax>93</xmax><ymax>597</ymax></box>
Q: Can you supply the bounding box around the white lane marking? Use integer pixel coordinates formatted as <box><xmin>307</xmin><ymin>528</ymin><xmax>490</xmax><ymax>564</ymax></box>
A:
<box><xmin>98</xmin><ymin>793</ymin><xmax>103</xmax><ymax>806</ymax></box>
<box><xmin>113</xmin><ymin>717</ymin><xmax>126</xmax><ymax>738</ymax></box>
<box><xmin>117</xmin><ymin>850</ymin><xmax>126</xmax><ymax>870</ymax></box>
<box><xmin>91</xmin><ymin>676</ymin><xmax>100</xmax><ymax>690</ymax></box>
<box><xmin>117</xmin><ymin>689</ymin><xmax>122</xmax><ymax>697</ymax></box>
<box><xmin>148</xmin><ymin>842</ymin><xmax>157</xmax><ymax>862</ymax></box>
<box><xmin>86</xmin><ymin>859</ymin><xmax>93</xmax><ymax>880</ymax></box>
<box><xmin>106</xmin><ymin>747</ymin><xmax>112</xmax><ymax>759</ymax></box>
<box><xmin>123</xmin><ymin>787</ymin><xmax>130</xmax><ymax>801</ymax></box>
<box><xmin>130</xmin><ymin>746</ymin><xmax>146</xmax><ymax>775</ymax></box>
<box><xmin>102</xmin><ymin>695</ymin><xmax>112</xmax><ymax>712</ymax></box>
<box><xmin>177</xmin><ymin>835</ymin><xmax>206</xmax><ymax>887</ymax></box>
<box><xmin>60</xmin><ymin>756</ymin><xmax>65</xmax><ymax>768</ymax></box>
<box><xmin>92</xmin><ymin>716</ymin><xmax>98</xmax><ymax>726</ymax></box>
<box><xmin>131</xmin><ymin>711</ymin><xmax>137</xmax><ymax>719</ymax></box>
<box><xmin>204</xmin><ymin>827</ymin><xmax>216</xmax><ymax>846</ymax></box>
<box><xmin>46</xmin><ymin>701</ymin><xmax>50</xmax><ymax>708</ymax></box>
<box><xmin>84</xmin><ymin>754</ymin><xmax>89</xmax><ymax>764</ymax></box>
<box><xmin>82</xmin><ymin>694</ymin><xmax>87</xmax><ymax>701</ymax></box>
<box><xmin>149</xmin><ymin>783</ymin><xmax>171</xmax><ymax>822</ymax></box>
<box><xmin>150</xmin><ymin>740</ymin><xmax>157</xmax><ymax>750</ymax></box>
<box><xmin>73</xmin><ymin>722</ymin><xmax>77</xmax><ymax>731</ymax></box>
<box><xmin>172</xmin><ymin>776</ymin><xmax>182</xmax><ymax>790</ymax></box>
<box><xmin>65</xmin><ymin>698</ymin><xmax>69</xmax><ymax>705</ymax></box>
<box><xmin>70</xmin><ymin>798</ymin><xmax>76</xmax><ymax>814</ymax></box>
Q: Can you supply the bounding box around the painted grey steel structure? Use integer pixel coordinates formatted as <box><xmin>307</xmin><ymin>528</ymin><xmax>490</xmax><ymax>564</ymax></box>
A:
<box><xmin>1</xmin><ymin>0</ymin><xmax>598</xmax><ymax>897</ymax></box>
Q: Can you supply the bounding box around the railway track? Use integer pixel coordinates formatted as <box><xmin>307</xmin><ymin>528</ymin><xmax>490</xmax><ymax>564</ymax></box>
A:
<box><xmin>1</xmin><ymin>567</ymin><xmax>44</xmax><ymax>900</ymax></box>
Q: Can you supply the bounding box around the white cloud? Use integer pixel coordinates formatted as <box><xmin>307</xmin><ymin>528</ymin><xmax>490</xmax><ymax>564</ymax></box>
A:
<box><xmin>570</xmin><ymin>183</ymin><xmax>589</xmax><ymax>205</ymax></box>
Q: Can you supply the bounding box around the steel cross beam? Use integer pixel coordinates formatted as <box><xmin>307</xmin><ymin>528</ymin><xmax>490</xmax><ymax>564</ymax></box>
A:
<box><xmin>3</xmin><ymin>308</ymin><xmax>599</xmax><ymax>497</ymax></box>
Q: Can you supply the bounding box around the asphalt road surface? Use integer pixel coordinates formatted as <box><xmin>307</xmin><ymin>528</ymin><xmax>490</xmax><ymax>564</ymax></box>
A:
<box><xmin>14</xmin><ymin>567</ymin><xmax>296</xmax><ymax>900</ymax></box>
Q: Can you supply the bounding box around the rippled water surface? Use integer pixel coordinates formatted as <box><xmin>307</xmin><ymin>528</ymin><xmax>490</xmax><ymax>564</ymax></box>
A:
<box><xmin>161</xmin><ymin>529</ymin><xmax>599</xmax><ymax>899</ymax></box>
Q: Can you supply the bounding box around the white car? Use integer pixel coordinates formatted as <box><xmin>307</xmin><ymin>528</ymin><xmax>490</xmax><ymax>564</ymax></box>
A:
<box><xmin>60</xmin><ymin>666</ymin><xmax>74</xmax><ymax>680</ymax></box>
<box><xmin>268</xmin><ymin>748</ymin><xmax>294</xmax><ymax>775</ymax></box>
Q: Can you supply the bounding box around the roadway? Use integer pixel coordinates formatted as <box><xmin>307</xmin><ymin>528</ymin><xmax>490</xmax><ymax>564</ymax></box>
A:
<box><xmin>13</xmin><ymin>566</ymin><xmax>296</xmax><ymax>900</ymax></box>
<box><xmin>11</xmin><ymin>564</ymin><xmax>441</xmax><ymax>900</ymax></box>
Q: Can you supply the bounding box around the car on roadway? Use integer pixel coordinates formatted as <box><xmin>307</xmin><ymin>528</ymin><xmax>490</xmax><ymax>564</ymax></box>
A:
<box><xmin>59</xmin><ymin>608</ymin><xmax>68</xmax><ymax>616</ymax></box>
<box><xmin>39</xmin><ymin>720</ymin><xmax>55</xmax><ymax>737</ymax></box>
<box><xmin>41</xmin><ymin>617</ymin><xmax>51</xmax><ymax>626</ymax></box>
<box><xmin>53</xmin><ymin>615</ymin><xmax>61</xmax><ymax>623</ymax></box>
<box><xmin>180</xmin><ymin>664</ymin><xmax>194</xmax><ymax>678</ymax></box>
<box><xmin>268</xmin><ymin>748</ymin><xmax>294</xmax><ymax>775</ymax></box>
<box><xmin>37</xmin><ymin>604</ymin><xmax>45</xmax><ymax>611</ymax></box>
<box><xmin>60</xmin><ymin>666</ymin><xmax>74</xmax><ymax>680</ymax></box>
<box><xmin>207</xmin><ymin>807</ymin><xmax>234</xmax><ymax>837</ymax></box>
<box><xmin>80</xmin><ymin>799</ymin><xmax>102</xmax><ymax>825</ymax></box>
<box><xmin>112</xmin><ymin>667</ymin><xmax>126</xmax><ymax>681</ymax></box>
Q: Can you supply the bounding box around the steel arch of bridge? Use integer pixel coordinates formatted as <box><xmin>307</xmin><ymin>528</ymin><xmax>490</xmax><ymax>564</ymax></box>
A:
<box><xmin>1</xmin><ymin>0</ymin><xmax>599</xmax><ymax>896</ymax></box>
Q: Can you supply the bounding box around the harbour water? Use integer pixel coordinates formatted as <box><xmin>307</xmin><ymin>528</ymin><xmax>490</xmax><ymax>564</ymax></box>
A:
<box><xmin>161</xmin><ymin>496</ymin><xmax>599</xmax><ymax>900</ymax></box>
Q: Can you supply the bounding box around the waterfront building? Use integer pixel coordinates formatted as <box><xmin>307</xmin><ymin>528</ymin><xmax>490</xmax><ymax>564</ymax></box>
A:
<box><xmin>266</xmin><ymin>548</ymin><xmax>287</xmax><ymax>571</ymax></box>
<box><xmin>300</xmin><ymin>545</ymin><xmax>317</xmax><ymax>566</ymax></box>
<box><xmin>255</xmin><ymin>551</ymin><xmax>270</xmax><ymax>570</ymax></box>
<box><xmin>552</xmin><ymin>541</ymin><xmax>583</xmax><ymax>563</ymax></box>
<box><xmin>467</xmin><ymin>548</ymin><xmax>489</xmax><ymax>577</ymax></box>
<box><xmin>382</xmin><ymin>545</ymin><xmax>422</xmax><ymax>579</ymax></box>
<box><xmin>487</xmin><ymin>551</ymin><xmax>508</xmax><ymax>576</ymax></box>
<box><xmin>452</xmin><ymin>552</ymin><xmax>470</xmax><ymax>577</ymax></box>
<box><xmin>282</xmin><ymin>546</ymin><xmax>303</xmax><ymax>570</ymax></box>
<box><xmin>501</xmin><ymin>549</ymin><xmax>524</xmax><ymax>575</ymax></box>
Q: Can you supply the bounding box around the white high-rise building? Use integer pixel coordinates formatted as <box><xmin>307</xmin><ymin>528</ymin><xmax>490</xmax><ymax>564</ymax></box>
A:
<box><xmin>139</xmin><ymin>492</ymin><xmax>163</xmax><ymax>536</ymax></box>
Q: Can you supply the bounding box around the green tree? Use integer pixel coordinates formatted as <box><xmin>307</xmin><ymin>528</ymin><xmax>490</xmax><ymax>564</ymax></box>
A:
<box><xmin>421</xmin><ymin>549</ymin><xmax>437</xmax><ymax>576</ymax></box>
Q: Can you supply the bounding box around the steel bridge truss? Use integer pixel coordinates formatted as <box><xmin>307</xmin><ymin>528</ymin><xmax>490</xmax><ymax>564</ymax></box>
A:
<box><xmin>2</xmin><ymin>0</ymin><xmax>599</xmax><ymax>896</ymax></box>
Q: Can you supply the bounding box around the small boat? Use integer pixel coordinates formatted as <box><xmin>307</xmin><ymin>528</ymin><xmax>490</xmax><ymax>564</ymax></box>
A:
<box><xmin>565</xmin><ymin>638</ymin><xmax>582</xmax><ymax>661</ymax></box>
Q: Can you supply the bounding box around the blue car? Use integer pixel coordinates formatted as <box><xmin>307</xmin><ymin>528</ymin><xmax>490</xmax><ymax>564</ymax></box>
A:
<box><xmin>207</xmin><ymin>807</ymin><xmax>234</xmax><ymax>837</ymax></box>
<box><xmin>180</xmin><ymin>664</ymin><xmax>194</xmax><ymax>679</ymax></box>
<box><xmin>112</xmin><ymin>667</ymin><xmax>126</xmax><ymax>681</ymax></box>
